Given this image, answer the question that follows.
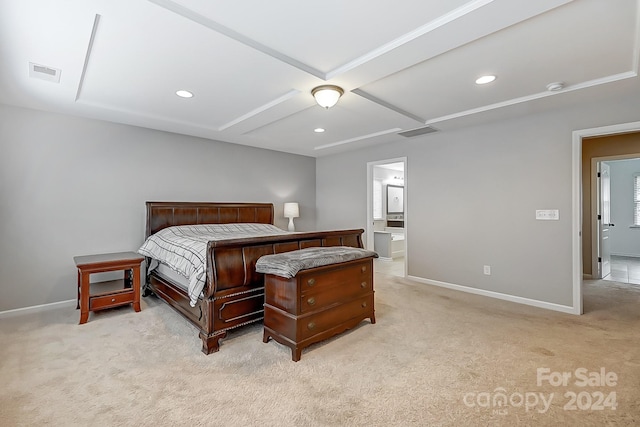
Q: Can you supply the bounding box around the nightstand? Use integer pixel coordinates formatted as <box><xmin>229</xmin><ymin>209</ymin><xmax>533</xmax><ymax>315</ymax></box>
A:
<box><xmin>74</xmin><ymin>251</ymin><xmax>144</xmax><ymax>324</ymax></box>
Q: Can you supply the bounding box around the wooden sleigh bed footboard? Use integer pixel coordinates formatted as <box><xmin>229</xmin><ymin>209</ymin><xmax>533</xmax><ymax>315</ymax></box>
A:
<box><xmin>143</xmin><ymin>202</ymin><xmax>364</xmax><ymax>354</ymax></box>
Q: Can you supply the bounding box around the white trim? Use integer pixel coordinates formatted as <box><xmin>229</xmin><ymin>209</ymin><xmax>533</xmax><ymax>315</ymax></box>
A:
<box><xmin>217</xmin><ymin>89</ymin><xmax>301</xmax><ymax>131</ymax></box>
<box><xmin>572</xmin><ymin>127</ymin><xmax>583</xmax><ymax>314</ymax></box>
<box><xmin>634</xmin><ymin>172</ymin><xmax>640</xmax><ymax>226</ymax></box>
<box><xmin>0</xmin><ymin>299</ymin><xmax>76</xmax><ymax>319</ymax></box>
<box><xmin>428</xmin><ymin>72</ymin><xmax>638</xmax><ymax>126</ymax></box>
<box><xmin>590</xmin><ymin>154</ymin><xmax>640</xmax><ymax>279</ymax></box>
<box><xmin>148</xmin><ymin>0</ymin><xmax>325</xmax><ymax>79</ymax></box>
<box><xmin>75</xmin><ymin>14</ymin><xmax>100</xmax><ymax>101</ymax></box>
<box><xmin>572</xmin><ymin>120</ymin><xmax>640</xmax><ymax>315</ymax></box>
<box><xmin>408</xmin><ymin>276</ymin><xmax>576</xmax><ymax>314</ymax></box>
<box><xmin>314</xmin><ymin>128</ymin><xmax>402</xmax><ymax>150</ymax></box>
<box><xmin>326</xmin><ymin>0</ymin><xmax>495</xmax><ymax>80</ymax></box>
<box><xmin>590</xmin><ymin>158</ymin><xmax>601</xmax><ymax>280</ymax></box>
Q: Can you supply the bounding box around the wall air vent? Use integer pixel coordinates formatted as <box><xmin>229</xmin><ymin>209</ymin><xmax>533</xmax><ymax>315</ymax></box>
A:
<box><xmin>29</xmin><ymin>62</ymin><xmax>61</xmax><ymax>83</ymax></box>
<box><xmin>398</xmin><ymin>125</ymin><xmax>439</xmax><ymax>138</ymax></box>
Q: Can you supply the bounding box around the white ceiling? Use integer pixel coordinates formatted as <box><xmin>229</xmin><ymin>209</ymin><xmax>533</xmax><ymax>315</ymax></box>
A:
<box><xmin>1</xmin><ymin>0</ymin><xmax>638</xmax><ymax>157</ymax></box>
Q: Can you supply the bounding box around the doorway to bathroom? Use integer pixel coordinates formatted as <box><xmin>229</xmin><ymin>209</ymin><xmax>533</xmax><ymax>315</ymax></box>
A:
<box><xmin>366</xmin><ymin>158</ymin><xmax>407</xmax><ymax>278</ymax></box>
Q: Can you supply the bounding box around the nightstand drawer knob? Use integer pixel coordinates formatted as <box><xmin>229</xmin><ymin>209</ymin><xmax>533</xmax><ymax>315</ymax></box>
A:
<box><xmin>111</xmin><ymin>298</ymin><xmax>116</xmax><ymax>302</ymax></box>
<box><xmin>361</xmin><ymin>302</ymin><xmax>367</xmax><ymax>308</ymax></box>
<box><xmin>307</xmin><ymin>297</ymin><xmax>316</xmax><ymax>306</ymax></box>
<box><xmin>361</xmin><ymin>266</ymin><xmax>367</xmax><ymax>273</ymax></box>
<box><xmin>307</xmin><ymin>278</ymin><xmax>316</xmax><ymax>287</ymax></box>
<box><xmin>361</xmin><ymin>281</ymin><xmax>367</xmax><ymax>288</ymax></box>
<box><xmin>307</xmin><ymin>322</ymin><xmax>316</xmax><ymax>330</ymax></box>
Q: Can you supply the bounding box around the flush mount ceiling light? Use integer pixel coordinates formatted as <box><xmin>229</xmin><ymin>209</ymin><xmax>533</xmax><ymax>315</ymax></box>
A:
<box><xmin>475</xmin><ymin>75</ymin><xmax>496</xmax><ymax>85</ymax></box>
<box><xmin>175</xmin><ymin>90</ymin><xmax>193</xmax><ymax>98</ymax></box>
<box><xmin>314</xmin><ymin>128</ymin><xmax>325</xmax><ymax>133</ymax></box>
<box><xmin>311</xmin><ymin>85</ymin><xmax>344</xmax><ymax>109</ymax></box>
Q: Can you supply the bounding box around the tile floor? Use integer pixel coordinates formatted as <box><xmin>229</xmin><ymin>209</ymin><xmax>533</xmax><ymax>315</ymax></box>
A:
<box><xmin>603</xmin><ymin>255</ymin><xmax>640</xmax><ymax>285</ymax></box>
<box><xmin>374</xmin><ymin>257</ymin><xmax>405</xmax><ymax>277</ymax></box>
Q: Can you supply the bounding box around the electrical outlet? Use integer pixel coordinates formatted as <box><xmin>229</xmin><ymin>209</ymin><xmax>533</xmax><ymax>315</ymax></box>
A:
<box><xmin>483</xmin><ymin>265</ymin><xmax>491</xmax><ymax>275</ymax></box>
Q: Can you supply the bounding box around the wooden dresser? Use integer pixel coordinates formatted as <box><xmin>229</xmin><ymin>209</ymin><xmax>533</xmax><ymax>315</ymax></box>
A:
<box><xmin>263</xmin><ymin>257</ymin><xmax>375</xmax><ymax>361</ymax></box>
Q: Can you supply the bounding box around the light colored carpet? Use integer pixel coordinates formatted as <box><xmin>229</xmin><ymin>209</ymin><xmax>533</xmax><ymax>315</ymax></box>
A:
<box><xmin>1</xmin><ymin>271</ymin><xmax>639</xmax><ymax>426</ymax></box>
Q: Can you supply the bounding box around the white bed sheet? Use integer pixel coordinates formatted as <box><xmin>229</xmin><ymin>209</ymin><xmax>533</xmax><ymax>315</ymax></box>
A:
<box><xmin>155</xmin><ymin>262</ymin><xmax>189</xmax><ymax>292</ymax></box>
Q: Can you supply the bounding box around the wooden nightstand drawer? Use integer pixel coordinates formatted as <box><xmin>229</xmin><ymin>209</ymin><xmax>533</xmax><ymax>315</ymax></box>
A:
<box><xmin>90</xmin><ymin>289</ymin><xmax>134</xmax><ymax>310</ymax></box>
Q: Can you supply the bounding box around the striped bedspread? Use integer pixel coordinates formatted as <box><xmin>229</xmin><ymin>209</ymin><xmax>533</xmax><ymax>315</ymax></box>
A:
<box><xmin>138</xmin><ymin>224</ymin><xmax>290</xmax><ymax>307</ymax></box>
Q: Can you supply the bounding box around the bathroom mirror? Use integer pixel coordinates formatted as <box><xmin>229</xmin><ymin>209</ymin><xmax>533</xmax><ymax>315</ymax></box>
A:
<box><xmin>387</xmin><ymin>185</ymin><xmax>404</xmax><ymax>214</ymax></box>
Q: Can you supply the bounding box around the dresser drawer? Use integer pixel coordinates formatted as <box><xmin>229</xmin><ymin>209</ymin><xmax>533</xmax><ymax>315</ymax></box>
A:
<box><xmin>299</xmin><ymin>276</ymin><xmax>371</xmax><ymax>313</ymax></box>
<box><xmin>90</xmin><ymin>290</ymin><xmax>134</xmax><ymax>310</ymax></box>
<box><xmin>299</xmin><ymin>259</ymin><xmax>372</xmax><ymax>295</ymax></box>
<box><xmin>298</xmin><ymin>294</ymin><xmax>373</xmax><ymax>341</ymax></box>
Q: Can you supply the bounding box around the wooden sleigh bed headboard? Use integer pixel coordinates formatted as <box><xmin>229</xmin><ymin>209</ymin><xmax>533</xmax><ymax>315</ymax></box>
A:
<box><xmin>146</xmin><ymin>202</ymin><xmax>274</xmax><ymax>238</ymax></box>
<box><xmin>144</xmin><ymin>201</ymin><xmax>365</xmax><ymax>355</ymax></box>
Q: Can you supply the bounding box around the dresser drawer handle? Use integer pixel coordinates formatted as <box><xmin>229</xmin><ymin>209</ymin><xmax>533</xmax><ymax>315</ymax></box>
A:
<box><xmin>361</xmin><ymin>266</ymin><xmax>367</xmax><ymax>273</ymax></box>
<box><xmin>307</xmin><ymin>297</ymin><xmax>316</xmax><ymax>306</ymax></box>
<box><xmin>361</xmin><ymin>302</ymin><xmax>367</xmax><ymax>308</ymax></box>
<box><xmin>307</xmin><ymin>322</ymin><xmax>316</xmax><ymax>330</ymax></box>
<box><xmin>360</xmin><ymin>281</ymin><xmax>367</xmax><ymax>288</ymax></box>
<box><xmin>307</xmin><ymin>278</ymin><xmax>316</xmax><ymax>287</ymax></box>
<box><xmin>111</xmin><ymin>298</ymin><xmax>116</xmax><ymax>302</ymax></box>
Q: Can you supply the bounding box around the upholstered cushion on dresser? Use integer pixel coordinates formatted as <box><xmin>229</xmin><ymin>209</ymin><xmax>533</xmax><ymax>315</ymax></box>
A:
<box><xmin>255</xmin><ymin>246</ymin><xmax>378</xmax><ymax>278</ymax></box>
<box><xmin>261</xmin><ymin>248</ymin><xmax>376</xmax><ymax>361</ymax></box>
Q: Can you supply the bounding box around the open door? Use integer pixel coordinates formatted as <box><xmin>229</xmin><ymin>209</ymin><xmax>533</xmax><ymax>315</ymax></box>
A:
<box><xmin>596</xmin><ymin>162</ymin><xmax>613</xmax><ymax>279</ymax></box>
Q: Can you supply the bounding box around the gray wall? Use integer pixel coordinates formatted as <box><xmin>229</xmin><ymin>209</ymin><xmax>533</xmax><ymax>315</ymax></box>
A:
<box><xmin>0</xmin><ymin>104</ymin><xmax>316</xmax><ymax>311</ymax></box>
<box><xmin>609</xmin><ymin>158</ymin><xmax>640</xmax><ymax>257</ymax></box>
<box><xmin>316</xmin><ymin>91</ymin><xmax>640</xmax><ymax>309</ymax></box>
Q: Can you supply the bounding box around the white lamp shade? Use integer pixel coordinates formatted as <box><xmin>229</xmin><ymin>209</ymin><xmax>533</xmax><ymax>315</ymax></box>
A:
<box><xmin>284</xmin><ymin>202</ymin><xmax>299</xmax><ymax>218</ymax></box>
<box><xmin>311</xmin><ymin>85</ymin><xmax>344</xmax><ymax>109</ymax></box>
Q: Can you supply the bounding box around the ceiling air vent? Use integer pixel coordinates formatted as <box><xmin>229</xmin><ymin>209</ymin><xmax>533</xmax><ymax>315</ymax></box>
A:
<box><xmin>398</xmin><ymin>125</ymin><xmax>438</xmax><ymax>138</ymax></box>
<box><xmin>29</xmin><ymin>62</ymin><xmax>61</xmax><ymax>83</ymax></box>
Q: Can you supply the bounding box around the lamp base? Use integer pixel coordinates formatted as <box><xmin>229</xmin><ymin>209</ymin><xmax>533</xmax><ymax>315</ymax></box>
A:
<box><xmin>287</xmin><ymin>217</ymin><xmax>295</xmax><ymax>232</ymax></box>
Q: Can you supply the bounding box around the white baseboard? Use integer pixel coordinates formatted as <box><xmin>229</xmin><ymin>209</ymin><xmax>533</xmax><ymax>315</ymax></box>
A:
<box><xmin>407</xmin><ymin>275</ymin><xmax>579</xmax><ymax>315</ymax></box>
<box><xmin>0</xmin><ymin>299</ymin><xmax>76</xmax><ymax>319</ymax></box>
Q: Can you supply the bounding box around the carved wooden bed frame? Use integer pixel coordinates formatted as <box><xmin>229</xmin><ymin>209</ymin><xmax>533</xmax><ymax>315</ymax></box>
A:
<box><xmin>144</xmin><ymin>201</ymin><xmax>365</xmax><ymax>354</ymax></box>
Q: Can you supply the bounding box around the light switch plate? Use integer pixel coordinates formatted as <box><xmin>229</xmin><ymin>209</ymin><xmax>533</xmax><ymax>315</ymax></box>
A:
<box><xmin>536</xmin><ymin>209</ymin><xmax>559</xmax><ymax>220</ymax></box>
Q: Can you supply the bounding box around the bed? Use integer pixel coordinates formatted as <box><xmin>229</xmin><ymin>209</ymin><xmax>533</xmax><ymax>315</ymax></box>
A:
<box><xmin>141</xmin><ymin>201</ymin><xmax>365</xmax><ymax>354</ymax></box>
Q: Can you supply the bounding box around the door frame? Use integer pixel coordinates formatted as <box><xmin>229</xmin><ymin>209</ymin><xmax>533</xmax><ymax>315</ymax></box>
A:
<box><xmin>572</xmin><ymin>120</ymin><xmax>640</xmax><ymax>314</ymax></box>
<box><xmin>590</xmin><ymin>156</ymin><xmax>639</xmax><ymax>279</ymax></box>
<box><xmin>366</xmin><ymin>157</ymin><xmax>407</xmax><ymax>276</ymax></box>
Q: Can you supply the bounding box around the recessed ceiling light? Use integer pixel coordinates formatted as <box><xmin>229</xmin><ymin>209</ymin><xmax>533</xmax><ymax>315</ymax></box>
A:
<box><xmin>176</xmin><ymin>90</ymin><xmax>193</xmax><ymax>98</ymax></box>
<box><xmin>546</xmin><ymin>82</ymin><xmax>565</xmax><ymax>92</ymax></box>
<box><xmin>475</xmin><ymin>75</ymin><xmax>496</xmax><ymax>85</ymax></box>
<box><xmin>314</xmin><ymin>128</ymin><xmax>325</xmax><ymax>133</ymax></box>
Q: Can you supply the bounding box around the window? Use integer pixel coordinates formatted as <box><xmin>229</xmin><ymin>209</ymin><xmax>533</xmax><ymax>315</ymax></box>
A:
<box><xmin>634</xmin><ymin>173</ymin><xmax>640</xmax><ymax>226</ymax></box>
<box><xmin>373</xmin><ymin>179</ymin><xmax>383</xmax><ymax>220</ymax></box>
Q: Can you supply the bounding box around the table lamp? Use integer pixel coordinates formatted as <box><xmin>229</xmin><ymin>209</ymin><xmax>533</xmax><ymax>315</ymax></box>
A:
<box><xmin>284</xmin><ymin>202</ymin><xmax>299</xmax><ymax>232</ymax></box>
